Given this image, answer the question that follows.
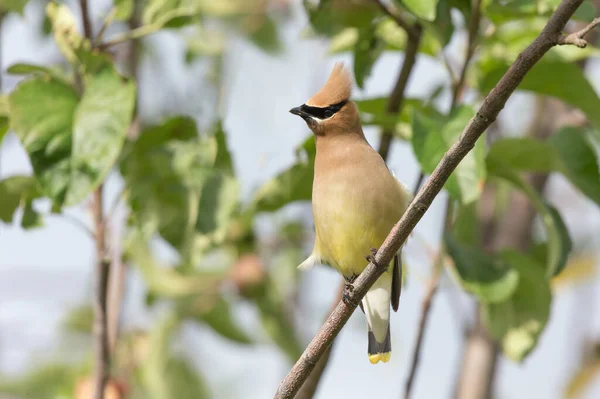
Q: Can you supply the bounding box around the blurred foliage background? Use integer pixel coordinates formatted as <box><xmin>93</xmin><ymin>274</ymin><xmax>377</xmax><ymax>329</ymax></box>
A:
<box><xmin>1</xmin><ymin>0</ymin><xmax>600</xmax><ymax>398</ymax></box>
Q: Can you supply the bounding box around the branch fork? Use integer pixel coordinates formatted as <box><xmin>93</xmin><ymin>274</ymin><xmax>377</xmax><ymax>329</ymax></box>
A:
<box><xmin>557</xmin><ymin>17</ymin><xmax>600</xmax><ymax>47</ymax></box>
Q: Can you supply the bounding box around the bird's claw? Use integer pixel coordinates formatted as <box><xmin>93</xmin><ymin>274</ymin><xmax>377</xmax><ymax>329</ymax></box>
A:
<box><xmin>365</xmin><ymin>247</ymin><xmax>380</xmax><ymax>268</ymax></box>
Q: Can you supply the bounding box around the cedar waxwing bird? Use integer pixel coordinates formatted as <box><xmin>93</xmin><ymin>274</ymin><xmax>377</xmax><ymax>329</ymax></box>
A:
<box><xmin>289</xmin><ymin>62</ymin><xmax>411</xmax><ymax>364</ymax></box>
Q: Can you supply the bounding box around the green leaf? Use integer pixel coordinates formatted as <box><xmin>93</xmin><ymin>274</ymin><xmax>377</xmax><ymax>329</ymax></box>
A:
<box><xmin>399</xmin><ymin>0</ymin><xmax>438</xmax><ymax>21</ymax></box>
<box><xmin>244</xmin><ymin>16</ymin><xmax>282</xmax><ymax>54</ymax></box>
<box><xmin>486</xmin><ymin>156</ymin><xmax>572</xmax><ymax>277</ymax></box>
<box><xmin>487</xmin><ymin>128</ymin><xmax>600</xmax><ymax>207</ymax></box>
<box><xmin>252</xmin><ymin>136</ymin><xmax>315</xmax><ymax>212</ymax></box>
<box><xmin>485</xmin><ymin>0</ymin><xmax>597</xmax><ymax>24</ymax></box>
<box><xmin>486</xmin><ymin>137</ymin><xmax>559</xmax><ymax>172</ymax></box>
<box><xmin>46</xmin><ymin>2</ymin><xmax>88</xmax><ymax>64</ymax></box>
<box><xmin>481</xmin><ymin>251</ymin><xmax>551</xmax><ymax>362</ymax></box>
<box><xmin>2</xmin><ymin>0</ymin><xmax>29</xmax><ymax>15</ymax></box>
<box><xmin>70</xmin><ymin>67</ymin><xmax>136</xmax><ymax>203</ymax></box>
<box><xmin>549</xmin><ymin>127</ymin><xmax>600</xmax><ymax>206</ymax></box>
<box><xmin>21</xmin><ymin>199</ymin><xmax>43</xmax><ymax>229</ymax></box>
<box><xmin>62</xmin><ymin>304</ymin><xmax>94</xmax><ymax>334</ymax></box>
<box><xmin>188</xmin><ymin>296</ymin><xmax>253</xmax><ymax>344</ymax></box>
<box><xmin>0</xmin><ymin>176</ymin><xmax>41</xmax><ymax>223</ymax></box>
<box><xmin>121</xmin><ymin>117</ymin><xmax>217</xmax><ymax>248</ymax></box>
<box><xmin>213</xmin><ymin>121</ymin><xmax>234</xmax><ymax>174</ymax></box>
<box><xmin>114</xmin><ymin>0</ymin><xmax>134</xmax><ymax>20</ymax></box>
<box><xmin>479</xmin><ymin>60</ymin><xmax>600</xmax><ymax>137</ymax></box>
<box><xmin>0</xmin><ymin>363</ymin><xmax>77</xmax><ymax>399</ymax></box>
<box><xmin>125</xmin><ymin>231</ymin><xmax>226</xmax><ymax>298</ymax></box>
<box><xmin>256</xmin><ymin>277</ymin><xmax>303</xmax><ymax>362</ymax></box>
<box><xmin>353</xmin><ymin>23</ymin><xmax>385</xmax><ymax>89</ymax></box>
<box><xmin>142</xmin><ymin>0</ymin><xmax>199</xmax><ymax>28</ymax></box>
<box><xmin>8</xmin><ymin>77</ymin><xmax>78</xmax><ymax>206</ymax></box>
<box><xmin>0</xmin><ymin>95</ymin><xmax>8</xmax><ymax>141</ymax></box>
<box><xmin>303</xmin><ymin>0</ymin><xmax>379</xmax><ymax>37</ymax></box>
<box><xmin>446</xmin><ymin>234</ymin><xmax>520</xmax><ymax>303</ymax></box>
<box><xmin>412</xmin><ymin>105</ymin><xmax>486</xmax><ymax>204</ymax></box>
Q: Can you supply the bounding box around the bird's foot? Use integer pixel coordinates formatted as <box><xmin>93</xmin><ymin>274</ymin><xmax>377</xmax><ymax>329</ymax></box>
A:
<box><xmin>365</xmin><ymin>247</ymin><xmax>390</xmax><ymax>271</ymax></box>
<box><xmin>342</xmin><ymin>274</ymin><xmax>358</xmax><ymax>305</ymax></box>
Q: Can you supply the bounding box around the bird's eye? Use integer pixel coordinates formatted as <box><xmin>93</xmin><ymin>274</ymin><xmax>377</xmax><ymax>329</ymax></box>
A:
<box><xmin>324</xmin><ymin>110</ymin><xmax>333</xmax><ymax>118</ymax></box>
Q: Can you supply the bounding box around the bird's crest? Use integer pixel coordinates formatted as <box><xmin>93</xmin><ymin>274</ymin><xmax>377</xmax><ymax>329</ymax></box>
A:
<box><xmin>306</xmin><ymin>62</ymin><xmax>353</xmax><ymax>107</ymax></box>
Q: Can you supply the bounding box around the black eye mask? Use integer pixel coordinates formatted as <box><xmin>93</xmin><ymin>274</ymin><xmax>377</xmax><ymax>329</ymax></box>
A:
<box><xmin>300</xmin><ymin>100</ymin><xmax>348</xmax><ymax>120</ymax></box>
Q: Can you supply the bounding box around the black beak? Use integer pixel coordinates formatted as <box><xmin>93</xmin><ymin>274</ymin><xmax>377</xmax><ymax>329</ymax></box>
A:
<box><xmin>289</xmin><ymin>106</ymin><xmax>305</xmax><ymax>117</ymax></box>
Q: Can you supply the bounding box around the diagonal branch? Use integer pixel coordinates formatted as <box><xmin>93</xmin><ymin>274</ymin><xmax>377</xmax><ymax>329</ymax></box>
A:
<box><xmin>557</xmin><ymin>16</ymin><xmax>600</xmax><ymax>47</ymax></box>
<box><xmin>273</xmin><ymin>1</ymin><xmax>593</xmax><ymax>398</ymax></box>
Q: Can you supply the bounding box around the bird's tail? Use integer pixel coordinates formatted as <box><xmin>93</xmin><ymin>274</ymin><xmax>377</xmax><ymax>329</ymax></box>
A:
<box><xmin>368</xmin><ymin>324</ymin><xmax>391</xmax><ymax>364</ymax></box>
<box><xmin>361</xmin><ymin>270</ymin><xmax>393</xmax><ymax>364</ymax></box>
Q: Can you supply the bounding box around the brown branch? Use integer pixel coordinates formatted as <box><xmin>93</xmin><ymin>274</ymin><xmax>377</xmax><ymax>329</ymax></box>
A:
<box><xmin>557</xmin><ymin>17</ymin><xmax>600</xmax><ymax>47</ymax></box>
<box><xmin>93</xmin><ymin>187</ymin><xmax>110</xmax><ymax>399</ymax></box>
<box><xmin>80</xmin><ymin>0</ymin><xmax>93</xmax><ymax>39</ymax></box>
<box><xmin>404</xmin><ymin>198</ymin><xmax>454</xmax><ymax>399</ymax></box>
<box><xmin>295</xmin><ymin>283</ymin><xmax>345</xmax><ymax>399</ymax></box>
<box><xmin>451</xmin><ymin>0</ymin><xmax>482</xmax><ymax>108</ymax></box>
<box><xmin>372</xmin><ymin>0</ymin><xmax>418</xmax><ymax>39</ymax></box>
<box><xmin>273</xmin><ymin>1</ymin><xmax>591</xmax><ymax>397</ymax></box>
<box><xmin>378</xmin><ymin>24</ymin><xmax>423</xmax><ymax>160</ymax></box>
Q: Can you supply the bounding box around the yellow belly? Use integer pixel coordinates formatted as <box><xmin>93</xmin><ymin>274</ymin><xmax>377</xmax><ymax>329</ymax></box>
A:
<box><xmin>312</xmin><ymin>187</ymin><xmax>400</xmax><ymax>277</ymax></box>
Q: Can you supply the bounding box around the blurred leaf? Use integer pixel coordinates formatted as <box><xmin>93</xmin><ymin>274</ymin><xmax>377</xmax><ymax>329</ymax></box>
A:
<box><xmin>486</xmin><ymin>137</ymin><xmax>558</xmax><ymax>172</ymax></box>
<box><xmin>479</xmin><ymin>61</ymin><xmax>600</xmax><ymax>138</ymax></box>
<box><xmin>256</xmin><ymin>277</ymin><xmax>303</xmax><ymax>362</ymax></box>
<box><xmin>244</xmin><ymin>15</ymin><xmax>282</xmax><ymax>54</ymax></box>
<box><xmin>8</xmin><ymin>76</ymin><xmax>78</xmax><ymax>207</ymax></box>
<box><xmin>549</xmin><ymin>127</ymin><xmax>600</xmax><ymax>207</ymax></box>
<box><xmin>421</xmin><ymin>0</ymin><xmax>453</xmax><ymax>49</ymax></box>
<box><xmin>353</xmin><ymin>23</ymin><xmax>385</xmax><ymax>88</ymax></box>
<box><xmin>7</xmin><ymin>63</ymin><xmax>71</xmax><ymax>83</ymax></box>
<box><xmin>0</xmin><ymin>95</ymin><xmax>9</xmax><ymax>143</ymax></box>
<box><xmin>485</xmin><ymin>0</ymin><xmax>597</xmax><ymax>23</ymax></box>
<box><xmin>486</xmin><ymin>157</ymin><xmax>572</xmax><ymax>277</ymax></box>
<box><xmin>251</xmin><ymin>136</ymin><xmax>315</xmax><ymax>212</ymax></box>
<box><xmin>185</xmin><ymin>26</ymin><xmax>226</xmax><ymax>60</ymax></box>
<box><xmin>452</xmin><ymin>202</ymin><xmax>480</xmax><ymax>246</ymax></box>
<box><xmin>303</xmin><ymin>0</ymin><xmax>379</xmax><ymax>37</ymax></box>
<box><xmin>141</xmin><ymin>314</ymin><xmax>210</xmax><ymax>399</ymax></box>
<box><xmin>2</xmin><ymin>0</ymin><xmax>29</xmax><ymax>15</ymax></box>
<box><xmin>70</xmin><ymin>67</ymin><xmax>136</xmax><ymax>203</ymax></box>
<box><xmin>46</xmin><ymin>2</ymin><xmax>88</xmax><ymax>64</ymax></box>
<box><xmin>114</xmin><ymin>0</ymin><xmax>134</xmax><ymax>20</ymax></box>
<box><xmin>0</xmin><ymin>363</ymin><xmax>78</xmax><ymax>399</ymax></box>
<box><xmin>412</xmin><ymin>105</ymin><xmax>485</xmax><ymax>204</ymax></box>
<box><xmin>187</xmin><ymin>296</ymin><xmax>253</xmax><ymax>344</ymax></box>
<box><xmin>565</xmin><ymin>358</ymin><xmax>600</xmax><ymax>398</ymax></box>
<box><xmin>446</xmin><ymin>234</ymin><xmax>520</xmax><ymax>303</ymax></box>
<box><xmin>126</xmin><ymin>234</ymin><xmax>226</xmax><ymax>298</ymax></box>
<box><xmin>399</xmin><ymin>0</ymin><xmax>438</xmax><ymax>21</ymax></box>
<box><xmin>142</xmin><ymin>0</ymin><xmax>199</xmax><ymax>28</ymax></box>
<box><xmin>552</xmin><ymin>254</ymin><xmax>597</xmax><ymax>290</ymax></box>
<box><xmin>481</xmin><ymin>251</ymin><xmax>551</xmax><ymax>362</ymax></box>
<box><xmin>122</xmin><ymin>117</ymin><xmax>222</xmax><ymax>248</ymax></box>
<box><xmin>21</xmin><ymin>199</ymin><xmax>43</xmax><ymax>229</ymax></box>
<box><xmin>213</xmin><ymin>121</ymin><xmax>234</xmax><ymax>173</ymax></box>
<box><xmin>328</xmin><ymin>27</ymin><xmax>359</xmax><ymax>53</ymax></box>
<box><xmin>0</xmin><ymin>176</ymin><xmax>40</xmax><ymax>223</ymax></box>
<box><xmin>487</xmin><ymin>128</ymin><xmax>600</xmax><ymax>207</ymax></box>
<box><xmin>63</xmin><ymin>304</ymin><xmax>94</xmax><ymax>334</ymax></box>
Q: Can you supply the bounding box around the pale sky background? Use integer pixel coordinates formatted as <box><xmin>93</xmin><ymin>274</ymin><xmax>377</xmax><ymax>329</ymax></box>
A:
<box><xmin>1</xmin><ymin>1</ymin><xmax>600</xmax><ymax>398</ymax></box>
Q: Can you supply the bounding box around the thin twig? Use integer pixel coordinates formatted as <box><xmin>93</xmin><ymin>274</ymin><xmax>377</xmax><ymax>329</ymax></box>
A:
<box><xmin>404</xmin><ymin>199</ymin><xmax>454</xmax><ymax>399</ymax></box>
<box><xmin>372</xmin><ymin>0</ymin><xmax>418</xmax><ymax>38</ymax></box>
<box><xmin>93</xmin><ymin>187</ymin><xmax>110</xmax><ymax>399</ymax></box>
<box><xmin>451</xmin><ymin>0</ymin><xmax>482</xmax><ymax>108</ymax></box>
<box><xmin>80</xmin><ymin>0</ymin><xmax>93</xmax><ymax>39</ymax></box>
<box><xmin>557</xmin><ymin>16</ymin><xmax>600</xmax><ymax>47</ymax></box>
<box><xmin>273</xmin><ymin>2</ymin><xmax>593</xmax><ymax>397</ymax></box>
<box><xmin>62</xmin><ymin>213</ymin><xmax>96</xmax><ymax>240</ymax></box>
<box><xmin>95</xmin><ymin>7</ymin><xmax>116</xmax><ymax>45</ymax></box>
<box><xmin>378</xmin><ymin>23</ymin><xmax>423</xmax><ymax>160</ymax></box>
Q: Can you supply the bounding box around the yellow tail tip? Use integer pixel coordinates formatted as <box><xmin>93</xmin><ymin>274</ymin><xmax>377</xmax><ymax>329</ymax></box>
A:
<box><xmin>368</xmin><ymin>352</ymin><xmax>391</xmax><ymax>364</ymax></box>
